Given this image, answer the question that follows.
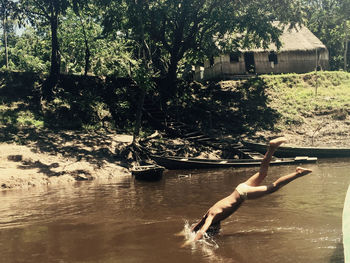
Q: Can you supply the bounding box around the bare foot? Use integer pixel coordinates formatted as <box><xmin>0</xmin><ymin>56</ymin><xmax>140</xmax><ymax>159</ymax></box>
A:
<box><xmin>269</xmin><ymin>137</ymin><xmax>287</xmax><ymax>148</ymax></box>
<box><xmin>296</xmin><ymin>167</ymin><xmax>312</xmax><ymax>176</ymax></box>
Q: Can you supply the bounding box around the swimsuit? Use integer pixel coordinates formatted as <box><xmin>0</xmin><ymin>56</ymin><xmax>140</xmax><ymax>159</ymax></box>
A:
<box><xmin>235</xmin><ymin>183</ymin><xmax>249</xmax><ymax>200</ymax></box>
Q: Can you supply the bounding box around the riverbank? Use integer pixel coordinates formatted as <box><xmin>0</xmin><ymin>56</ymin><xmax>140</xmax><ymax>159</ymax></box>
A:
<box><xmin>240</xmin><ymin>71</ymin><xmax>350</xmax><ymax>147</ymax></box>
<box><xmin>0</xmin><ymin>130</ymin><xmax>132</xmax><ymax>189</ymax></box>
<box><xmin>1</xmin><ymin>71</ymin><xmax>350</xmax><ymax>190</ymax></box>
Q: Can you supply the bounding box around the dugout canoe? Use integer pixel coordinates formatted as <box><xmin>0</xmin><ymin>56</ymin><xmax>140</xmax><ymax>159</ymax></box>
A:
<box><xmin>242</xmin><ymin>140</ymin><xmax>350</xmax><ymax>158</ymax></box>
<box><xmin>150</xmin><ymin>155</ymin><xmax>317</xmax><ymax>170</ymax></box>
<box><xmin>131</xmin><ymin>164</ymin><xmax>165</xmax><ymax>181</ymax></box>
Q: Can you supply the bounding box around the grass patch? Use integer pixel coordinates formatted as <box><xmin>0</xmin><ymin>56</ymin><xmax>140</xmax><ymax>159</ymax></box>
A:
<box><xmin>219</xmin><ymin>71</ymin><xmax>350</xmax><ymax>133</ymax></box>
<box><xmin>0</xmin><ymin>102</ymin><xmax>44</xmax><ymax>129</ymax></box>
<box><xmin>260</xmin><ymin>71</ymin><xmax>350</xmax><ymax>127</ymax></box>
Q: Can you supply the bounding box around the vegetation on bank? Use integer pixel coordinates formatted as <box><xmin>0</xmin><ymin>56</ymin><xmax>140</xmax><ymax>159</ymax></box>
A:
<box><xmin>1</xmin><ymin>70</ymin><xmax>350</xmax><ymax>147</ymax></box>
<box><xmin>263</xmin><ymin>71</ymin><xmax>350</xmax><ymax>129</ymax></box>
<box><xmin>0</xmin><ymin>71</ymin><xmax>136</xmax><ymax>143</ymax></box>
<box><xmin>216</xmin><ymin>71</ymin><xmax>350</xmax><ymax>145</ymax></box>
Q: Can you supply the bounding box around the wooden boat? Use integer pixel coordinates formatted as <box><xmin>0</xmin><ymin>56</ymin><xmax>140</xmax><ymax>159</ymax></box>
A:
<box><xmin>242</xmin><ymin>140</ymin><xmax>350</xmax><ymax>158</ymax></box>
<box><xmin>343</xmin><ymin>185</ymin><xmax>350</xmax><ymax>262</ymax></box>
<box><xmin>131</xmin><ymin>164</ymin><xmax>165</xmax><ymax>181</ymax></box>
<box><xmin>151</xmin><ymin>155</ymin><xmax>317</xmax><ymax>170</ymax></box>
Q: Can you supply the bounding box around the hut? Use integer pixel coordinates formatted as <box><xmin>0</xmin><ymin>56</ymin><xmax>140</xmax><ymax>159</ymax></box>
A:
<box><xmin>195</xmin><ymin>24</ymin><xmax>329</xmax><ymax>81</ymax></box>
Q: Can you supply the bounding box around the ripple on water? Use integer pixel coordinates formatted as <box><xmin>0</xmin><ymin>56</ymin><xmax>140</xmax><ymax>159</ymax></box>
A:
<box><xmin>0</xmin><ymin>161</ymin><xmax>348</xmax><ymax>263</ymax></box>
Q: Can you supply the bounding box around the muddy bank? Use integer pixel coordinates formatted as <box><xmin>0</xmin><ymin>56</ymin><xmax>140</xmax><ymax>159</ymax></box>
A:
<box><xmin>0</xmin><ymin>130</ymin><xmax>132</xmax><ymax>190</ymax></box>
<box><xmin>1</xmin><ymin>126</ymin><xmax>350</xmax><ymax>191</ymax></box>
<box><xmin>249</xmin><ymin>111</ymin><xmax>350</xmax><ymax>148</ymax></box>
<box><xmin>2</xmin><ymin>71</ymin><xmax>350</xmax><ymax>191</ymax></box>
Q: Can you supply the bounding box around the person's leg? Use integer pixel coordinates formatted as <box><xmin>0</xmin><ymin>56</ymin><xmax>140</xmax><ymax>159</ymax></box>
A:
<box><xmin>245</xmin><ymin>167</ymin><xmax>312</xmax><ymax>199</ymax></box>
<box><xmin>244</xmin><ymin>137</ymin><xmax>287</xmax><ymax>186</ymax></box>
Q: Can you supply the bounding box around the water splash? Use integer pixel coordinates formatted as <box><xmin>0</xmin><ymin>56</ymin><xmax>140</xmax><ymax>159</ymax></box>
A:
<box><xmin>181</xmin><ymin>221</ymin><xmax>219</xmax><ymax>250</ymax></box>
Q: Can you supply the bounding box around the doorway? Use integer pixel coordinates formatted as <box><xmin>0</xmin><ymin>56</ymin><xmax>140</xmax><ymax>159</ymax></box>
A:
<box><xmin>244</xmin><ymin>52</ymin><xmax>256</xmax><ymax>73</ymax></box>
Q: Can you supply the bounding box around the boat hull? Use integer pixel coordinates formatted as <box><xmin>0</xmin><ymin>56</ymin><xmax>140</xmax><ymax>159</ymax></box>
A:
<box><xmin>131</xmin><ymin>165</ymin><xmax>165</xmax><ymax>181</ymax></box>
<box><xmin>243</xmin><ymin>141</ymin><xmax>350</xmax><ymax>158</ymax></box>
<box><xmin>151</xmin><ymin>155</ymin><xmax>317</xmax><ymax>170</ymax></box>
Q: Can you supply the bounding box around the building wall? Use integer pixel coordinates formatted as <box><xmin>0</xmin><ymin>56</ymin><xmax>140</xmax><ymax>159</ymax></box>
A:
<box><xmin>254</xmin><ymin>49</ymin><xmax>329</xmax><ymax>74</ymax></box>
<box><xmin>201</xmin><ymin>54</ymin><xmax>246</xmax><ymax>80</ymax></box>
<box><xmin>197</xmin><ymin>49</ymin><xmax>329</xmax><ymax>81</ymax></box>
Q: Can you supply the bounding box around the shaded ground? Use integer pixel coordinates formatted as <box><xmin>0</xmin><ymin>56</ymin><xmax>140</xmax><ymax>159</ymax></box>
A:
<box><xmin>0</xmin><ymin>129</ymin><xmax>132</xmax><ymax>189</ymax></box>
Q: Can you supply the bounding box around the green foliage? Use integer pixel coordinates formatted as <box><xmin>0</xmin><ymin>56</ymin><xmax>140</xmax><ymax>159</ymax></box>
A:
<box><xmin>10</xmin><ymin>27</ymin><xmax>50</xmax><ymax>72</ymax></box>
<box><xmin>0</xmin><ymin>72</ymin><xmax>139</xmax><ymax>134</ymax></box>
<box><xmin>170</xmin><ymin>78</ymin><xmax>280</xmax><ymax>135</ymax></box>
<box><xmin>59</xmin><ymin>4</ymin><xmax>136</xmax><ymax>76</ymax></box>
<box><xmin>100</xmin><ymin>0</ymin><xmax>304</xmax><ymax>89</ymax></box>
<box><xmin>303</xmin><ymin>0</ymin><xmax>350</xmax><ymax>70</ymax></box>
<box><xmin>0</xmin><ymin>72</ymin><xmax>44</xmax><ymax>133</ymax></box>
<box><xmin>92</xmin><ymin>38</ymin><xmax>136</xmax><ymax>76</ymax></box>
<box><xmin>20</xmin><ymin>0</ymin><xmax>71</xmax><ymax>25</ymax></box>
<box><xmin>0</xmin><ymin>0</ymin><xmax>345</xmax><ymax>81</ymax></box>
<box><xmin>262</xmin><ymin>71</ymin><xmax>350</xmax><ymax>126</ymax></box>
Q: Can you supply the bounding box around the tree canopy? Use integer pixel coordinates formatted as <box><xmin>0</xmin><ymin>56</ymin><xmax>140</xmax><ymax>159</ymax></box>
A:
<box><xmin>304</xmin><ymin>0</ymin><xmax>350</xmax><ymax>70</ymax></box>
<box><xmin>0</xmin><ymin>0</ymin><xmax>347</xmax><ymax>87</ymax></box>
<box><xmin>99</xmin><ymin>0</ymin><xmax>305</xmax><ymax>90</ymax></box>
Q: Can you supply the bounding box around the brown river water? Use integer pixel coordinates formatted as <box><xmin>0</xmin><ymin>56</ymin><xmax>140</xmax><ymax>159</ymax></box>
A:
<box><xmin>0</xmin><ymin>158</ymin><xmax>349</xmax><ymax>263</ymax></box>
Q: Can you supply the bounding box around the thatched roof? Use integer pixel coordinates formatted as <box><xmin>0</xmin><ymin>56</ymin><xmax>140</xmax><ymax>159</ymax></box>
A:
<box><xmin>247</xmin><ymin>23</ymin><xmax>327</xmax><ymax>52</ymax></box>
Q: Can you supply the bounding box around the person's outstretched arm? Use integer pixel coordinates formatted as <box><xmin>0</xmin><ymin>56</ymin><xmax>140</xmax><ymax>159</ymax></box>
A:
<box><xmin>191</xmin><ymin>217</ymin><xmax>205</xmax><ymax>232</ymax></box>
<box><xmin>193</xmin><ymin>213</ymin><xmax>214</xmax><ymax>241</ymax></box>
<box><xmin>181</xmin><ymin>214</ymin><xmax>215</xmax><ymax>248</ymax></box>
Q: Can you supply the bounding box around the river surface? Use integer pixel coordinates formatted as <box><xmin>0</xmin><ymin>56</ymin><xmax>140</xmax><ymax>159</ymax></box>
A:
<box><xmin>0</xmin><ymin>158</ymin><xmax>349</xmax><ymax>263</ymax></box>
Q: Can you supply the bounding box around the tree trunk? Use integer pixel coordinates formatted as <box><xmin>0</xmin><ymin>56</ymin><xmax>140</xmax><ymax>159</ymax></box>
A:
<box><xmin>132</xmin><ymin>0</ymin><xmax>147</xmax><ymax>144</ymax></box>
<box><xmin>3</xmin><ymin>14</ymin><xmax>8</xmax><ymax>69</ymax></box>
<box><xmin>44</xmin><ymin>14</ymin><xmax>61</xmax><ymax>99</ymax></box>
<box><xmin>84</xmin><ymin>44</ymin><xmax>91</xmax><ymax>76</ymax></box>
<box><xmin>79</xmin><ymin>15</ymin><xmax>91</xmax><ymax>76</ymax></box>
<box><xmin>50</xmin><ymin>15</ymin><xmax>60</xmax><ymax>78</ymax></box>
<box><xmin>167</xmin><ymin>60</ymin><xmax>178</xmax><ymax>88</ymax></box>
<box><xmin>132</xmin><ymin>86</ymin><xmax>146</xmax><ymax>144</ymax></box>
<box><xmin>345</xmin><ymin>21</ymin><xmax>348</xmax><ymax>71</ymax></box>
<box><xmin>165</xmin><ymin>53</ymin><xmax>180</xmax><ymax>94</ymax></box>
<box><xmin>160</xmin><ymin>51</ymin><xmax>180</xmax><ymax>110</ymax></box>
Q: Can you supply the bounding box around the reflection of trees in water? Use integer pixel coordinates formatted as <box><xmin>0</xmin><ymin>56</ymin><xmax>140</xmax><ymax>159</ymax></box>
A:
<box><xmin>132</xmin><ymin>178</ymin><xmax>166</xmax><ymax>218</ymax></box>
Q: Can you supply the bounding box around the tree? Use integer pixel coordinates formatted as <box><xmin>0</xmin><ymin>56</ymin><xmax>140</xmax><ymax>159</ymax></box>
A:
<box><xmin>98</xmin><ymin>0</ymin><xmax>305</xmax><ymax>142</ymax></box>
<box><xmin>20</xmin><ymin>0</ymin><xmax>89</xmax><ymax>97</ymax></box>
<box><xmin>58</xmin><ymin>5</ymin><xmax>135</xmax><ymax>76</ymax></box>
<box><xmin>11</xmin><ymin>26</ymin><xmax>51</xmax><ymax>72</ymax></box>
<box><xmin>71</xmin><ymin>1</ymin><xmax>94</xmax><ymax>76</ymax></box>
<box><xmin>99</xmin><ymin>0</ymin><xmax>158</xmax><ymax>142</ymax></box>
<box><xmin>0</xmin><ymin>0</ymin><xmax>18</xmax><ymax>69</ymax></box>
<box><xmin>59</xmin><ymin>7</ymin><xmax>93</xmax><ymax>75</ymax></box>
<box><xmin>341</xmin><ymin>0</ymin><xmax>350</xmax><ymax>70</ymax></box>
<box><xmin>101</xmin><ymin>0</ymin><xmax>304</xmax><ymax>93</ymax></box>
<box><xmin>304</xmin><ymin>0</ymin><xmax>350</xmax><ymax>70</ymax></box>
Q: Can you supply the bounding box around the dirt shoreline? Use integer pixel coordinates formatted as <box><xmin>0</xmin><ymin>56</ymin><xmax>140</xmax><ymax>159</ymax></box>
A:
<box><xmin>1</xmin><ymin>125</ymin><xmax>350</xmax><ymax>191</ymax></box>
<box><xmin>0</xmin><ymin>130</ymin><xmax>133</xmax><ymax>190</ymax></box>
